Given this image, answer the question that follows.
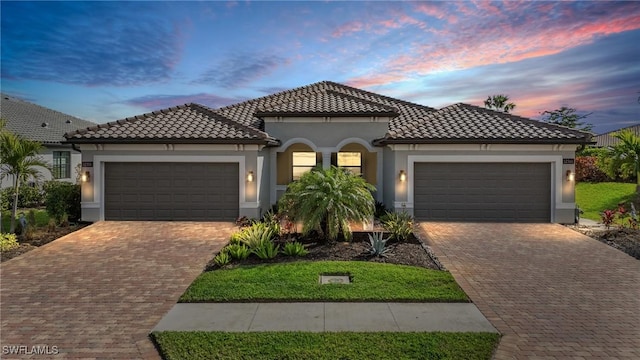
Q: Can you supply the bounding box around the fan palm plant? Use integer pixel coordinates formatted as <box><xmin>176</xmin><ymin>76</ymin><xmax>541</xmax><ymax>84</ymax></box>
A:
<box><xmin>610</xmin><ymin>129</ymin><xmax>640</xmax><ymax>192</ymax></box>
<box><xmin>279</xmin><ymin>166</ymin><xmax>375</xmax><ymax>241</ymax></box>
<box><xmin>0</xmin><ymin>128</ymin><xmax>50</xmax><ymax>233</ymax></box>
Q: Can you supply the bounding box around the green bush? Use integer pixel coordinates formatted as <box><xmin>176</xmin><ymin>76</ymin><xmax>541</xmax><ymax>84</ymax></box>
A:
<box><xmin>213</xmin><ymin>251</ymin><xmax>231</xmax><ymax>266</ymax></box>
<box><xmin>0</xmin><ymin>185</ymin><xmax>45</xmax><ymax>209</ymax></box>
<box><xmin>225</xmin><ymin>244</ymin><xmax>250</xmax><ymax>260</ymax></box>
<box><xmin>44</xmin><ymin>181</ymin><xmax>81</xmax><ymax>223</ymax></box>
<box><xmin>282</xmin><ymin>242</ymin><xmax>308</xmax><ymax>257</ymax></box>
<box><xmin>0</xmin><ymin>233</ymin><xmax>19</xmax><ymax>251</ymax></box>
<box><xmin>252</xmin><ymin>240</ymin><xmax>279</xmax><ymax>259</ymax></box>
<box><xmin>236</xmin><ymin>223</ymin><xmax>276</xmax><ymax>250</ymax></box>
<box><xmin>380</xmin><ymin>211</ymin><xmax>413</xmax><ymax>242</ymax></box>
<box><xmin>279</xmin><ymin>166</ymin><xmax>375</xmax><ymax>241</ymax></box>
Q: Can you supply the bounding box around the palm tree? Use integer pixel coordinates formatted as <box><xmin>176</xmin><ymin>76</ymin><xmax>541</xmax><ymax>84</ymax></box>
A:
<box><xmin>0</xmin><ymin>129</ymin><xmax>50</xmax><ymax>233</ymax></box>
<box><xmin>610</xmin><ymin>130</ymin><xmax>640</xmax><ymax>192</ymax></box>
<box><xmin>484</xmin><ymin>94</ymin><xmax>516</xmax><ymax>113</ymax></box>
<box><xmin>279</xmin><ymin>166</ymin><xmax>375</xmax><ymax>241</ymax></box>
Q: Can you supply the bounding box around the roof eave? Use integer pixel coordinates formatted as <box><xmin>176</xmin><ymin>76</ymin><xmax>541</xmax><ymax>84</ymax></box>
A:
<box><xmin>373</xmin><ymin>137</ymin><xmax>595</xmax><ymax>146</ymax></box>
<box><xmin>63</xmin><ymin>137</ymin><xmax>280</xmax><ymax>146</ymax></box>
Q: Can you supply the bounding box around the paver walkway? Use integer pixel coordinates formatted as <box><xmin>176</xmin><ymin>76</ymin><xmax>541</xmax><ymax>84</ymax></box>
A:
<box><xmin>419</xmin><ymin>222</ymin><xmax>640</xmax><ymax>359</ymax></box>
<box><xmin>153</xmin><ymin>302</ymin><xmax>497</xmax><ymax>333</ymax></box>
<box><xmin>0</xmin><ymin>221</ymin><xmax>234</xmax><ymax>359</ymax></box>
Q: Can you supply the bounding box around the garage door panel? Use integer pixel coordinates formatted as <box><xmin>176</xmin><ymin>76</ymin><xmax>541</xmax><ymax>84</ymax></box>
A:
<box><xmin>414</xmin><ymin>163</ymin><xmax>550</xmax><ymax>222</ymax></box>
<box><xmin>105</xmin><ymin>162</ymin><xmax>238</xmax><ymax>221</ymax></box>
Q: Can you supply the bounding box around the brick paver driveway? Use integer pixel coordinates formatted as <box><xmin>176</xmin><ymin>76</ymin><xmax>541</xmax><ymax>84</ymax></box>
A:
<box><xmin>1</xmin><ymin>221</ymin><xmax>234</xmax><ymax>359</ymax></box>
<box><xmin>420</xmin><ymin>223</ymin><xmax>640</xmax><ymax>359</ymax></box>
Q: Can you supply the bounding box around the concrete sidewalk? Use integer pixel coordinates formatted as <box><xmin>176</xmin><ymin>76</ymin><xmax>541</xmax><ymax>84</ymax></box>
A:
<box><xmin>152</xmin><ymin>302</ymin><xmax>497</xmax><ymax>333</ymax></box>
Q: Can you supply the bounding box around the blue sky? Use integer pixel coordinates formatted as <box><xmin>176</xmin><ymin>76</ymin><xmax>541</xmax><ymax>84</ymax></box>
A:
<box><xmin>2</xmin><ymin>1</ymin><xmax>639</xmax><ymax>134</ymax></box>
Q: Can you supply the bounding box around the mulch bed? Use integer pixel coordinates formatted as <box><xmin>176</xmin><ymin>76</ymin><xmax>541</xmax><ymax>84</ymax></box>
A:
<box><xmin>569</xmin><ymin>225</ymin><xmax>640</xmax><ymax>260</ymax></box>
<box><xmin>0</xmin><ymin>224</ymin><xmax>88</xmax><ymax>262</ymax></box>
<box><xmin>208</xmin><ymin>232</ymin><xmax>444</xmax><ymax>271</ymax></box>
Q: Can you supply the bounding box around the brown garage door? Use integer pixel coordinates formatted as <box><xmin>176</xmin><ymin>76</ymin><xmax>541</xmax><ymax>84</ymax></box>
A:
<box><xmin>105</xmin><ymin>162</ymin><xmax>238</xmax><ymax>221</ymax></box>
<box><xmin>414</xmin><ymin>163</ymin><xmax>551</xmax><ymax>222</ymax></box>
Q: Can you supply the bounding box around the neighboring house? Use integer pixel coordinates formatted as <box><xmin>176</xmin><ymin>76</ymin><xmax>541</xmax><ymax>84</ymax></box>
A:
<box><xmin>593</xmin><ymin>124</ymin><xmax>640</xmax><ymax>148</ymax></box>
<box><xmin>0</xmin><ymin>94</ymin><xmax>96</xmax><ymax>188</ymax></box>
<box><xmin>64</xmin><ymin>81</ymin><xmax>592</xmax><ymax>223</ymax></box>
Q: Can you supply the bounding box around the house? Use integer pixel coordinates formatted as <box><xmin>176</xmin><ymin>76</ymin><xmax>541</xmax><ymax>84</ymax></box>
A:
<box><xmin>1</xmin><ymin>94</ymin><xmax>96</xmax><ymax>188</ymax></box>
<box><xmin>64</xmin><ymin>81</ymin><xmax>592</xmax><ymax>223</ymax></box>
<box><xmin>593</xmin><ymin>124</ymin><xmax>640</xmax><ymax>148</ymax></box>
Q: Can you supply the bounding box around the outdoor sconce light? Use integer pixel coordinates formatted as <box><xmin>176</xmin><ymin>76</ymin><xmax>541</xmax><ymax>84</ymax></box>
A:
<box><xmin>399</xmin><ymin>170</ymin><xmax>407</xmax><ymax>182</ymax></box>
<box><xmin>566</xmin><ymin>170</ymin><xmax>575</xmax><ymax>182</ymax></box>
<box><xmin>81</xmin><ymin>171</ymin><xmax>90</xmax><ymax>183</ymax></box>
<box><xmin>247</xmin><ymin>171</ymin><xmax>254</xmax><ymax>182</ymax></box>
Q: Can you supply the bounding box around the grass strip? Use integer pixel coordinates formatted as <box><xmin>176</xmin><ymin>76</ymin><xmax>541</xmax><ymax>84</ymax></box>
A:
<box><xmin>180</xmin><ymin>260</ymin><xmax>468</xmax><ymax>302</ymax></box>
<box><xmin>152</xmin><ymin>331</ymin><xmax>500</xmax><ymax>360</ymax></box>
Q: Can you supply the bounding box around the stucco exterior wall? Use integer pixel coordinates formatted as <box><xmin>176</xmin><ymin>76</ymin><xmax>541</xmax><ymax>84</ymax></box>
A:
<box><xmin>1</xmin><ymin>144</ymin><xmax>80</xmax><ymax>188</ymax></box>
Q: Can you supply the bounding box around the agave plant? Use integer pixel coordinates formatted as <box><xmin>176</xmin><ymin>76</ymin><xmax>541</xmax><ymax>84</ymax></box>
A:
<box><xmin>368</xmin><ymin>232</ymin><xmax>390</xmax><ymax>257</ymax></box>
<box><xmin>236</xmin><ymin>222</ymin><xmax>276</xmax><ymax>249</ymax></box>
<box><xmin>279</xmin><ymin>166</ymin><xmax>375</xmax><ymax>241</ymax></box>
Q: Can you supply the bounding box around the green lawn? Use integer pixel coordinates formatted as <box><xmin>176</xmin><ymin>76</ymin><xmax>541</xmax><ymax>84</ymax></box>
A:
<box><xmin>1</xmin><ymin>209</ymin><xmax>50</xmax><ymax>232</ymax></box>
<box><xmin>576</xmin><ymin>182</ymin><xmax>637</xmax><ymax>221</ymax></box>
<box><xmin>151</xmin><ymin>331</ymin><xmax>500</xmax><ymax>360</ymax></box>
<box><xmin>180</xmin><ymin>261</ymin><xmax>468</xmax><ymax>303</ymax></box>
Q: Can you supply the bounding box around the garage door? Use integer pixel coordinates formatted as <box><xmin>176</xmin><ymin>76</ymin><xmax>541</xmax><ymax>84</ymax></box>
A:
<box><xmin>105</xmin><ymin>162</ymin><xmax>239</xmax><ymax>221</ymax></box>
<box><xmin>414</xmin><ymin>163</ymin><xmax>551</xmax><ymax>222</ymax></box>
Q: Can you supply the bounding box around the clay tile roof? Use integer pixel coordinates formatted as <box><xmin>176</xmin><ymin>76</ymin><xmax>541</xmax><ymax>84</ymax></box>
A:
<box><xmin>217</xmin><ymin>80</ymin><xmax>436</xmax><ymax>133</ymax></box>
<box><xmin>375</xmin><ymin>103</ymin><xmax>593</xmax><ymax>144</ymax></box>
<box><xmin>1</xmin><ymin>94</ymin><xmax>96</xmax><ymax>144</ymax></box>
<box><xmin>65</xmin><ymin>103</ymin><xmax>279</xmax><ymax>145</ymax></box>
<box><xmin>255</xmin><ymin>89</ymin><xmax>398</xmax><ymax>117</ymax></box>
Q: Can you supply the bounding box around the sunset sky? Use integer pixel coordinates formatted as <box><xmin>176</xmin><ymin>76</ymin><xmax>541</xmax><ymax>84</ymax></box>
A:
<box><xmin>2</xmin><ymin>1</ymin><xmax>639</xmax><ymax>134</ymax></box>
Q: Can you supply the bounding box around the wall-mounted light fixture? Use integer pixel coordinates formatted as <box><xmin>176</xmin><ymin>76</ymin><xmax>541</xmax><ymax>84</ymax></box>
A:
<box><xmin>399</xmin><ymin>170</ymin><xmax>406</xmax><ymax>182</ymax></box>
<box><xmin>81</xmin><ymin>171</ymin><xmax>91</xmax><ymax>183</ymax></box>
<box><xmin>247</xmin><ymin>171</ymin><xmax>254</xmax><ymax>182</ymax></box>
<box><xmin>566</xmin><ymin>170</ymin><xmax>575</xmax><ymax>182</ymax></box>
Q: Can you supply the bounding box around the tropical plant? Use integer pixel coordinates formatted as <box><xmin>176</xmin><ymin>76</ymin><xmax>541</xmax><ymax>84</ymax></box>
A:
<box><xmin>540</xmin><ymin>106</ymin><xmax>593</xmax><ymax>132</ymax></box>
<box><xmin>0</xmin><ymin>233</ymin><xmax>19</xmax><ymax>251</ymax></box>
<box><xmin>213</xmin><ymin>251</ymin><xmax>231</xmax><ymax>266</ymax></box>
<box><xmin>380</xmin><ymin>211</ymin><xmax>413</xmax><ymax>242</ymax></box>
<box><xmin>607</xmin><ymin>130</ymin><xmax>640</xmax><ymax>190</ymax></box>
<box><xmin>282</xmin><ymin>242</ymin><xmax>308</xmax><ymax>257</ymax></box>
<box><xmin>484</xmin><ymin>94</ymin><xmax>516</xmax><ymax>113</ymax></box>
<box><xmin>367</xmin><ymin>232</ymin><xmax>390</xmax><ymax>257</ymax></box>
<box><xmin>252</xmin><ymin>240</ymin><xmax>279</xmax><ymax>259</ymax></box>
<box><xmin>226</xmin><ymin>243</ymin><xmax>250</xmax><ymax>260</ymax></box>
<box><xmin>236</xmin><ymin>222</ymin><xmax>276</xmax><ymax>249</ymax></box>
<box><xmin>0</xmin><ymin>129</ymin><xmax>50</xmax><ymax>233</ymax></box>
<box><xmin>261</xmin><ymin>209</ymin><xmax>281</xmax><ymax>235</ymax></box>
<box><xmin>279</xmin><ymin>166</ymin><xmax>375</xmax><ymax>241</ymax></box>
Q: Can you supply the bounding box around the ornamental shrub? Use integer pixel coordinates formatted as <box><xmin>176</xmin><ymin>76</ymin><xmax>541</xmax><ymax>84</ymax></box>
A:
<box><xmin>575</xmin><ymin>156</ymin><xmax>611</xmax><ymax>182</ymax></box>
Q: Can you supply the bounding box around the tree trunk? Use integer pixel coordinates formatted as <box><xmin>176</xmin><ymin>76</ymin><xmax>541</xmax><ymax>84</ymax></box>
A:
<box><xmin>10</xmin><ymin>176</ymin><xmax>19</xmax><ymax>233</ymax></box>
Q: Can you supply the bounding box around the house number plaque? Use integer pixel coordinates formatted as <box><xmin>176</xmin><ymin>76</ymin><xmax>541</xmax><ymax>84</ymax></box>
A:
<box><xmin>82</xmin><ymin>162</ymin><xmax>94</xmax><ymax>168</ymax></box>
<box><xmin>563</xmin><ymin>159</ymin><xmax>574</xmax><ymax>164</ymax></box>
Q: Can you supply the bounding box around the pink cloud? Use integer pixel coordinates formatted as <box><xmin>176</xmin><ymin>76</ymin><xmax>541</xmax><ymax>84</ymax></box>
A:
<box><xmin>332</xmin><ymin>21</ymin><xmax>364</xmax><ymax>38</ymax></box>
<box><xmin>414</xmin><ymin>2</ymin><xmax>457</xmax><ymax>23</ymax></box>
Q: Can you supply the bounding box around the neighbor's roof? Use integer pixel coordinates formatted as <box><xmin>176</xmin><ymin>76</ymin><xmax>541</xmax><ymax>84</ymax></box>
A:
<box><xmin>593</xmin><ymin>124</ymin><xmax>640</xmax><ymax>147</ymax></box>
<box><xmin>374</xmin><ymin>103</ymin><xmax>593</xmax><ymax>145</ymax></box>
<box><xmin>65</xmin><ymin>103</ymin><xmax>279</xmax><ymax>145</ymax></box>
<box><xmin>1</xmin><ymin>94</ymin><xmax>96</xmax><ymax>144</ymax></box>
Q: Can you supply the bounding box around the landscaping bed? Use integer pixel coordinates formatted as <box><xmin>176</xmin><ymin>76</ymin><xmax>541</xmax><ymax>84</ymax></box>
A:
<box><xmin>570</xmin><ymin>225</ymin><xmax>640</xmax><ymax>260</ymax></box>
<box><xmin>207</xmin><ymin>231</ymin><xmax>442</xmax><ymax>271</ymax></box>
<box><xmin>0</xmin><ymin>223</ymin><xmax>88</xmax><ymax>262</ymax></box>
